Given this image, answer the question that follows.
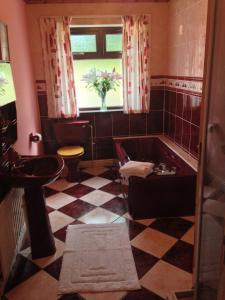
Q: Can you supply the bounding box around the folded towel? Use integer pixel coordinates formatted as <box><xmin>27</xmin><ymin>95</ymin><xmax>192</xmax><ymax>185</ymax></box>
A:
<box><xmin>119</xmin><ymin>160</ymin><xmax>154</xmax><ymax>179</ymax></box>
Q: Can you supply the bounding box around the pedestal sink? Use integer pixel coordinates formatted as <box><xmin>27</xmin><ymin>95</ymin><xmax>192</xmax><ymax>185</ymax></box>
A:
<box><xmin>0</xmin><ymin>155</ymin><xmax>64</xmax><ymax>259</ymax></box>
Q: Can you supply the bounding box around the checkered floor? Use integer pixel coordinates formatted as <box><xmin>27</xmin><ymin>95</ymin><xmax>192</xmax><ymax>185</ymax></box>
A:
<box><xmin>4</xmin><ymin>166</ymin><xmax>195</xmax><ymax>300</ymax></box>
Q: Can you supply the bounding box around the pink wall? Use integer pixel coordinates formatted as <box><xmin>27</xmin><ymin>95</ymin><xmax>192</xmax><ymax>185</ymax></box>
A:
<box><xmin>0</xmin><ymin>0</ymin><xmax>41</xmax><ymax>155</ymax></box>
<box><xmin>26</xmin><ymin>2</ymin><xmax>169</xmax><ymax>79</ymax></box>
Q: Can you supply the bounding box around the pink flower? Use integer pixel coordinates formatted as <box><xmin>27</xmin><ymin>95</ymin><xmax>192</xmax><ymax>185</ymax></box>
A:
<box><xmin>82</xmin><ymin>68</ymin><xmax>122</xmax><ymax>98</ymax></box>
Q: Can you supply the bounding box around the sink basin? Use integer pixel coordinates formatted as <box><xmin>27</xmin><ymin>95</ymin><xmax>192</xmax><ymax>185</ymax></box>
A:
<box><xmin>0</xmin><ymin>155</ymin><xmax>64</xmax><ymax>187</ymax></box>
<box><xmin>0</xmin><ymin>154</ymin><xmax>64</xmax><ymax>259</ymax></box>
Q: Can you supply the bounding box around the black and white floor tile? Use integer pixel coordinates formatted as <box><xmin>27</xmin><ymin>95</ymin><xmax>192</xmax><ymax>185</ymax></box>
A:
<box><xmin>4</xmin><ymin>166</ymin><xmax>195</xmax><ymax>300</ymax></box>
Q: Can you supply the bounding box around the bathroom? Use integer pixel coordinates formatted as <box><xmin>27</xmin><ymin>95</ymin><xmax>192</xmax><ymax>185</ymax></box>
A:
<box><xmin>0</xmin><ymin>0</ymin><xmax>225</xmax><ymax>299</ymax></box>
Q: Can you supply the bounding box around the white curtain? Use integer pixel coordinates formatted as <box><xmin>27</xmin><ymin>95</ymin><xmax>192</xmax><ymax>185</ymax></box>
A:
<box><xmin>122</xmin><ymin>15</ymin><xmax>151</xmax><ymax>113</ymax></box>
<box><xmin>40</xmin><ymin>16</ymin><xmax>78</xmax><ymax>118</ymax></box>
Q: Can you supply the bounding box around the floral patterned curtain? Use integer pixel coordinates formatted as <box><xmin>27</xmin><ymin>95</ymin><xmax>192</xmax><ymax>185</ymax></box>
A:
<box><xmin>40</xmin><ymin>17</ymin><xmax>77</xmax><ymax>118</ymax></box>
<box><xmin>122</xmin><ymin>15</ymin><xmax>151</xmax><ymax>114</ymax></box>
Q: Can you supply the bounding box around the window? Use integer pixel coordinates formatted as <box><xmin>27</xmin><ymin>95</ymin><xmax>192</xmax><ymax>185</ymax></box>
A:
<box><xmin>70</xmin><ymin>26</ymin><xmax>123</xmax><ymax>110</ymax></box>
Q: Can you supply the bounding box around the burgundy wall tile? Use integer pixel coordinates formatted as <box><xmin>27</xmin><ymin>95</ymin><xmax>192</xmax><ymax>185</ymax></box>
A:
<box><xmin>165</xmin><ymin>90</ymin><xmax>170</xmax><ymax>112</ymax></box>
<box><xmin>78</xmin><ymin>113</ymin><xmax>95</xmax><ymax>137</ymax></box>
<box><xmin>43</xmin><ymin>141</ymin><xmax>58</xmax><ymax>154</ymax></box>
<box><xmin>95</xmin><ymin>112</ymin><xmax>112</xmax><ymax>137</ymax></box>
<box><xmin>150</xmin><ymin>90</ymin><xmax>164</xmax><ymax>110</ymax></box>
<box><xmin>176</xmin><ymin>93</ymin><xmax>183</xmax><ymax>117</ymax></box>
<box><xmin>164</xmin><ymin>112</ymin><xmax>170</xmax><ymax>135</ymax></box>
<box><xmin>147</xmin><ymin>111</ymin><xmax>164</xmax><ymax>134</ymax></box>
<box><xmin>95</xmin><ymin>137</ymin><xmax>115</xmax><ymax>159</ymax></box>
<box><xmin>183</xmin><ymin>94</ymin><xmax>192</xmax><ymax>122</ymax></box>
<box><xmin>168</xmin><ymin>114</ymin><xmax>175</xmax><ymax>139</ymax></box>
<box><xmin>182</xmin><ymin>120</ymin><xmax>191</xmax><ymax>151</ymax></box>
<box><xmin>130</xmin><ymin>113</ymin><xmax>147</xmax><ymax>135</ymax></box>
<box><xmin>164</xmin><ymin>89</ymin><xmax>201</xmax><ymax>157</ymax></box>
<box><xmin>190</xmin><ymin>125</ymin><xmax>199</xmax><ymax>157</ymax></box>
<box><xmin>112</xmin><ymin>111</ymin><xmax>129</xmax><ymax>136</ymax></box>
<box><xmin>38</xmin><ymin>87</ymin><xmax>165</xmax><ymax>159</ymax></box>
<box><xmin>38</xmin><ymin>94</ymin><xmax>48</xmax><ymax>117</ymax></box>
<box><xmin>191</xmin><ymin>96</ymin><xmax>201</xmax><ymax>126</ymax></box>
<box><xmin>82</xmin><ymin>143</ymin><xmax>93</xmax><ymax>160</ymax></box>
<box><xmin>78</xmin><ymin>113</ymin><xmax>95</xmax><ymax>126</ymax></box>
<box><xmin>175</xmin><ymin>117</ymin><xmax>182</xmax><ymax>144</ymax></box>
<box><xmin>169</xmin><ymin>91</ymin><xmax>176</xmax><ymax>114</ymax></box>
<box><xmin>38</xmin><ymin>77</ymin><xmax>202</xmax><ymax>160</ymax></box>
<box><xmin>41</xmin><ymin>117</ymin><xmax>55</xmax><ymax>141</ymax></box>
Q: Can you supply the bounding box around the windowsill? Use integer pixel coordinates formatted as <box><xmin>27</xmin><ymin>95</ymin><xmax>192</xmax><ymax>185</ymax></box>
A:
<box><xmin>79</xmin><ymin>108</ymin><xmax>123</xmax><ymax>113</ymax></box>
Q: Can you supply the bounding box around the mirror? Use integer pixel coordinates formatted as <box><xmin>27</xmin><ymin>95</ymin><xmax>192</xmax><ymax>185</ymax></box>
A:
<box><xmin>0</xmin><ymin>21</ymin><xmax>17</xmax><ymax>158</ymax></box>
<box><xmin>0</xmin><ymin>22</ymin><xmax>9</xmax><ymax>62</ymax></box>
<box><xmin>0</xmin><ymin>21</ymin><xmax>17</xmax><ymax>201</ymax></box>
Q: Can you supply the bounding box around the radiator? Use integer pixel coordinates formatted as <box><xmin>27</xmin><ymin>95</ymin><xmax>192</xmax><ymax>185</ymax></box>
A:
<box><xmin>0</xmin><ymin>188</ymin><xmax>26</xmax><ymax>291</ymax></box>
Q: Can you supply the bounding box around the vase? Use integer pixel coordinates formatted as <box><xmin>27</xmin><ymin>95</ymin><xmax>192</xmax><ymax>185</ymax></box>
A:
<box><xmin>100</xmin><ymin>94</ymin><xmax>107</xmax><ymax>111</ymax></box>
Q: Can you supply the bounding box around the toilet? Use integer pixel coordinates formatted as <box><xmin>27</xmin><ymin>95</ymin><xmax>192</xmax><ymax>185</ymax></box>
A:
<box><xmin>53</xmin><ymin>120</ymin><xmax>91</xmax><ymax>182</ymax></box>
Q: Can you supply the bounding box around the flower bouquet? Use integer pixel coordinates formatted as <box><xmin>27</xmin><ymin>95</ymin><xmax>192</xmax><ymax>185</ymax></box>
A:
<box><xmin>82</xmin><ymin>68</ymin><xmax>122</xmax><ymax>111</ymax></box>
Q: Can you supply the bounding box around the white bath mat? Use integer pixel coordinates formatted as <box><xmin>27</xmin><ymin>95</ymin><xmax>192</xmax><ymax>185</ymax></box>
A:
<box><xmin>58</xmin><ymin>223</ymin><xmax>140</xmax><ymax>294</ymax></box>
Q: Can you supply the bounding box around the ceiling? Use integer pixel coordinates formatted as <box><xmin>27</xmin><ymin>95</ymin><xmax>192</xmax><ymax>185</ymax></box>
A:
<box><xmin>24</xmin><ymin>0</ymin><xmax>169</xmax><ymax>4</ymax></box>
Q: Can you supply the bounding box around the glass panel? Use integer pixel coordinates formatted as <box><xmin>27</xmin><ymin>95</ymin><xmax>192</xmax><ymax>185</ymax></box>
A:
<box><xmin>70</xmin><ymin>35</ymin><xmax>97</xmax><ymax>53</ymax></box>
<box><xmin>105</xmin><ymin>34</ymin><xmax>122</xmax><ymax>52</ymax></box>
<box><xmin>196</xmin><ymin>2</ymin><xmax>225</xmax><ymax>300</ymax></box>
<box><xmin>73</xmin><ymin>59</ymin><xmax>123</xmax><ymax>108</ymax></box>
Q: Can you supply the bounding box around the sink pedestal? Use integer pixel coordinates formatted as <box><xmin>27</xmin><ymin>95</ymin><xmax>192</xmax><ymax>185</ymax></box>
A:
<box><xmin>0</xmin><ymin>154</ymin><xmax>64</xmax><ymax>259</ymax></box>
<box><xmin>24</xmin><ymin>186</ymin><xmax>56</xmax><ymax>259</ymax></box>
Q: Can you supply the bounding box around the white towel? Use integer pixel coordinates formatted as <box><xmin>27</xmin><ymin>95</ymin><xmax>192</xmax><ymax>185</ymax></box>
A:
<box><xmin>119</xmin><ymin>160</ymin><xmax>154</xmax><ymax>179</ymax></box>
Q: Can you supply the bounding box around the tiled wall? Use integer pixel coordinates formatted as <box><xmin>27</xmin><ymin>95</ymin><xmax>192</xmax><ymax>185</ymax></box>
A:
<box><xmin>37</xmin><ymin>75</ymin><xmax>202</xmax><ymax>160</ymax></box>
<box><xmin>164</xmin><ymin>0</ymin><xmax>207</xmax><ymax>159</ymax></box>
<box><xmin>35</xmin><ymin>0</ymin><xmax>208</xmax><ymax>161</ymax></box>
<box><xmin>164</xmin><ymin>76</ymin><xmax>202</xmax><ymax>158</ymax></box>
<box><xmin>37</xmin><ymin>80</ymin><xmax>164</xmax><ymax>160</ymax></box>
<box><xmin>37</xmin><ymin>76</ymin><xmax>203</xmax><ymax>160</ymax></box>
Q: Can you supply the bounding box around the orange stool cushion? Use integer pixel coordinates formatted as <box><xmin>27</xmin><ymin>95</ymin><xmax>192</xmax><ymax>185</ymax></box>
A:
<box><xmin>57</xmin><ymin>146</ymin><xmax>84</xmax><ymax>157</ymax></box>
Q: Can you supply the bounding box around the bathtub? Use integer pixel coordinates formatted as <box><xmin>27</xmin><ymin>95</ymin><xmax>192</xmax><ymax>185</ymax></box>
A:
<box><xmin>113</xmin><ymin>136</ymin><xmax>197</xmax><ymax>219</ymax></box>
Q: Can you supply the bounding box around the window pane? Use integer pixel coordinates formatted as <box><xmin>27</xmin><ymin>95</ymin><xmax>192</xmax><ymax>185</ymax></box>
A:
<box><xmin>106</xmin><ymin>34</ymin><xmax>122</xmax><ymax>52</ymax></box>
<box><xmin>70</xmin><ymin>35</ymin><xmax>97</xmax><ymax>53</ymax></box>
<box><xmin>73</xmin><ymin>59</ymin><xmax>123</xmax><ymax>108</ymax></box>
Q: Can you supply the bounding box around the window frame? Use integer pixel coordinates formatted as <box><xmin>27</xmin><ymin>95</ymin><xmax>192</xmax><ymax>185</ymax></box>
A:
<box><xmin>70</xmin><ymin>26</ymin><xmax>123</xmax><ymax>112</ymax></box>
<box><xmin>70</xmin><ymin>26</ymin><xmax>122</xmax><ymax>60</ymax></box>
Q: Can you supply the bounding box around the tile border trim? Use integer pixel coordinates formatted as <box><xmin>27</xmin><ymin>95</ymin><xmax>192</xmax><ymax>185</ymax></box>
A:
<box><xmin>36</xmin><ymin>75</ymin><xmax>203</xmax><ymax>95</ymax></box>
<box><xmin>150</xmin><ymin>75</ymin><xmax>203</xmax><ymax>95</ymax></box>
